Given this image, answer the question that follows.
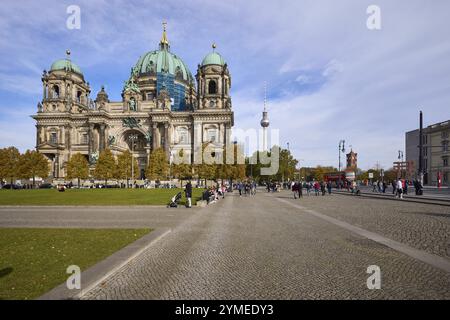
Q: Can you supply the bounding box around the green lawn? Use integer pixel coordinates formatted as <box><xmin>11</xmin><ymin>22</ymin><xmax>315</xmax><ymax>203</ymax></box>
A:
<box><xmin>0</xmin><ymin>228</ymin><xmax>151</xmax><ymax>300</ymax></box>
<box><xmin>0</xmin><ymin>188</ymin><xmax>203</xmax><ymax>206</ymax></box>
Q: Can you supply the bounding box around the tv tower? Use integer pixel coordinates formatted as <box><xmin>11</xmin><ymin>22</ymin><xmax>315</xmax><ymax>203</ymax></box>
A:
<box><xmin>260</xmin><ymin>82</ymin><xmax>270</xmax><ymax>151</ymax></box>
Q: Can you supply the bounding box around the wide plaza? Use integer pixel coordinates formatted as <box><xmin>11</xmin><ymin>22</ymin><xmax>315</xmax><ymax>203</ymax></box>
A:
<box><xmin>1</xmin><ymin>188</ymin><xmax>449</xmax><ymax>300</ymax></box>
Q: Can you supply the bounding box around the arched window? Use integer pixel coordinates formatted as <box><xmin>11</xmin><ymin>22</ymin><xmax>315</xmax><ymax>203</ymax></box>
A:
<box><xmin>52</xmin><ymin>85</ymin><xmax>60</xmax><ymax>99</ymax></box>
<box><xmin>175</xmin><ymin>66</ymin><xmax>183</xmax><ymax>79</ymax></box>
<box><xmin>206</xmin><ymin>128</ymin><xmax>218</xmax><ymax>142</ymax></box>
<box><xmin>208</xmin><ymin>80</ymin><xmax>217</xmax><ymax>94</ymax></box>
<box><xmin>77</xmin><ymin>91</ymin><xmax>82</xmax><ymax>103</ymax></box>
<box><xmin>177</xmin><ymin>127</ymin><xmax>189</xmax><ymax>144</ymax></box>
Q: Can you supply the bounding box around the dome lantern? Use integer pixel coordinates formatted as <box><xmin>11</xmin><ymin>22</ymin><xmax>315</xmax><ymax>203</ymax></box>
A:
<box><xmin>49</xmin><ymin>50</ymin><xmax>83</xmax><ymax>76</ymax></box>
<box><xmin>201</xmin><ymin>43</ymin><xmax>226</xmax><ymax>67</ymax></box>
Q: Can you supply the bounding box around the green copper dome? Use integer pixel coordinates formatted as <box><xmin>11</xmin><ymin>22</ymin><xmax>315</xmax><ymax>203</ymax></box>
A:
<box><xmin>201</xmin><ymin>52</ymin><xmax>226</xmax><ymax>67</ymax></box>
<box><xmin>50</xmin><ymin>59</ymin><xmax>83</xmax><ymax>75</ymax></box>
<box><xmin>133</xmin><ymin>49</ymin><xmax>194</xmax><ymax>83</ymax></box>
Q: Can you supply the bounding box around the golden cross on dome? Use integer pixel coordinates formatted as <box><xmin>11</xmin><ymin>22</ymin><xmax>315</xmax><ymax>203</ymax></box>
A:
<box><xmin>160</xmin><ymin>21</ymin><xmax>169</xmax><ymax>48</ymax></box>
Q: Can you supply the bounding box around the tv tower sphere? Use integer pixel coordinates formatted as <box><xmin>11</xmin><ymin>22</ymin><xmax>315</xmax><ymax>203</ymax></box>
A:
<box><xmin>260</xmin><ymin>111</ymin><xmax>270</xmax><ymax>128</ymax></box>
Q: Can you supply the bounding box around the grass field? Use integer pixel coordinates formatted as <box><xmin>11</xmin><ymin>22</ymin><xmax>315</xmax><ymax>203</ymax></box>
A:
<box><xmin>0</xmin><ymin>228</ymin><xmax>151</xmax><ymax>300</ymax></box>
<box><xmin>0</xmin><ymin>188</ymin><xmax>203</xmax><ymax>206</ymax></box>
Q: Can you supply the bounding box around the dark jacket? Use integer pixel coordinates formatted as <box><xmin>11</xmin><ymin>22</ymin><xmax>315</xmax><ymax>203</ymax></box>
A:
<box><xmin>185</xmin><ymin>182</ymin><xmax>192</xmax><ymax>197</ymax></box>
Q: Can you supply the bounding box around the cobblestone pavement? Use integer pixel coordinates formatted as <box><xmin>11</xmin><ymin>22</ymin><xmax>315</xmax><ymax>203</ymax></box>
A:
<box><xmin>292</xmin><ymin>192</ymin><xmax>450</xmax><ymax>259</ymax></box>
<box><xmin>82</xmin><ymin>191</ymin><xmax>450</xmax><ymax>300</ymax></box>
<box><xmin>0</xmin><ymin>206</ymin><xmax>196</xmax><ymax>229</ymax></box>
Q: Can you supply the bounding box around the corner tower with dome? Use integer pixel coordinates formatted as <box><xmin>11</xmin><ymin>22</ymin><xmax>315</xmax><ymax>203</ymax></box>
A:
<box><xmin>33</xmin><ymin>24</ymin><xmax>234</xmax><ymax>180</ymax></box>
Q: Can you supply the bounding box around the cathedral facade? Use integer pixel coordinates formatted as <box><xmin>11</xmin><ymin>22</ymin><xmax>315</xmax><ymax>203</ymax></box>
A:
<box><xmin>33</xmin><ymin>26</ymin><xmax>234</xmax><ymax>179</ymax></box>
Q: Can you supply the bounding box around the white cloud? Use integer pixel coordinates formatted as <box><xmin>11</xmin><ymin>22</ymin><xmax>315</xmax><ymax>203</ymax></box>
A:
<box><xmin>1</xmin><ymin>0</ymin><xmax>450</xmax><ymax>170</ymax></box>
<box><xmin>295</xmin><ymin>74</ymin><xmax>312</xmax><ymax>85</ymax></box>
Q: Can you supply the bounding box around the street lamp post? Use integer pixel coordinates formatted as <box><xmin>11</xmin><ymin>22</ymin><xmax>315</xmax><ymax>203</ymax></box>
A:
<box><xmin>338</xmin><ymin>140</ymin><xmax>345</xmax><ymax>189</ymax></box>
<box><xmin>169</xmin><ymin>148</ymin><xmax>173</xmax><ymax>187</ymax></box>
<box><xmin>128</xmin><ymin>134</ymin><xmax>138</xmax><ymax>188</ymax></box>
<box><xmin>297</xmin><ymin>158</ymin><xmax>305</xmax><ymax>183</ymax></box>
<box><xmin>418</xmin><ymin>111</ymin><xmax>424</xmax><ymax>187</ymax></box>
<box><xmin>398</xmin><ymin>150</ymin><xmax>404</xmax><ymax>179</ymax></box>
<box><xmin>285</xmin><ymin>142</ymin><xmax>290</xmax><ymax>183</ymax></box>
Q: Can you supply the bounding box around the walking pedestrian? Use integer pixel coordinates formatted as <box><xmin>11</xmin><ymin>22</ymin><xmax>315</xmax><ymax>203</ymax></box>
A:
<box><xmin>396</xmin><ymin>179</ymin><xmax>403</xmax><ymax>199</ymax></box>
<box><xmin>306</xmin><ymin>182</ymin><xmax>311</xmax><ymax>196</ymax></box>
<box><xmin>298</xmin><ymin>182</ymin><xmax>303</xmax><ymax>198</ymax></box>
<box><xmin>185</xmin><ymin>180</ymin><xmax>192</xmax><ymax>208</ymax></box>
<box><xmin>292</xmin><ymin>182</ymin><xmax>299</xmax><ymax>199</ymax></box>
<box><xmin>314</xmin><ymin>181</ymin><xmax>320</xmax><ymax>196</ymax></box>
<box><xmin>327</xmin><ymin>181</ymin><xmax>332</xmax><ymax>195</ymax></box>
<box><xmin>320</xmin><ymin>181</ymin><xmax>326</xmax><ymax>196</ymax></box>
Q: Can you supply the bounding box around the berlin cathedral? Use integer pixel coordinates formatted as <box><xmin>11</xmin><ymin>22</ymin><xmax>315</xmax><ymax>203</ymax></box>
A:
<box><xmin>33</xmin><ymin>24</ymin><xmax>234</xmax><ymax>179</ymax></box>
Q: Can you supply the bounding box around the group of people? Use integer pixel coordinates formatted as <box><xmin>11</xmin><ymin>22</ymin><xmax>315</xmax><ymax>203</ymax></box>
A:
<box><xmin>372</xmin><ymin>180</ymin><xmax>388</xmax><ymax>193</ymax></box>
<box><xmin>236</xmin><ymin>181</ymin><xmax>257</xmax><ymax>197</ymax></box>
<box><xmin>290</xmin><ymin>181</ymin><xmax>334</xmax><ymax>199</ymax></box>
<box><xmin>371</xmin><ymin>178</ymin><xmax>424</xmax><ymax>199</ymax></box>
<box><xmin>202</xmin><ymin>184</ymin><xmax>228</xmax><ymax>204</ymax></box>
<box><xmin>266</xmin><ymin>182</ymin><xmax>281</xmax><ymax>193</ymax></box>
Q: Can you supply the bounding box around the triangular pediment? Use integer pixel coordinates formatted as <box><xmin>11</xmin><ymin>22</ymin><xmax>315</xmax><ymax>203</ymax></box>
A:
<box><xmin>37</xmin><ymin>142</ymin><xmax>64</xmax><ymax>150</ymax></box>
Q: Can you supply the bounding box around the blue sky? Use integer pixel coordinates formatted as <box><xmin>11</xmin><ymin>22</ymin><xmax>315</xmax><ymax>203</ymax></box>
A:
<box><xmin>1</xmin><ymin>0</ymin><xmax>449</xmax><ymax>169</ymax></box>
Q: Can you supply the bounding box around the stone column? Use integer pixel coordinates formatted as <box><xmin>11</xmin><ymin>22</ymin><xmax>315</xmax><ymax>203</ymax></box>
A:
<box><xmin>217</xmin><ymin>77</ymin><xmax>222</xmax><ymax>95</ymax></box>
<box><xmin>65</xmin><ymin>125</ymin><xmax>71</xmax><ymax>149</ymax></box>
<box><xmin>164</xmin><ymin>123</ymin><xmax>169</xmax><ymax>156</ymax></box>
<box><xmin>36</xmin><ymin>125</ymin><xmax>41</xmax><ymax>147</ymax></box>
<box><xmin>55</xmin><ymin>154</ymin><xmax>59</xmax><ymax>178</ymax></box>
<box><xmin>152</xmin><ymin>123</ymin><xmax>158</xmax><ymax>150</ymax></box>
<box><xmin>224</xmin><ymin>124</ymin><xmax>230</xmax><ymax>146</ymax></box>
<box><xmin>99</xmin><ymin>124</ymin><xmax>106</xmax><ymax>151</ymax></box>
<box><xmin>88</xmin><ymin>123</ymin><xmax>94</xmax><ymax>157</ymax></box>
<box><xmin>145</xmin><ymin>147</ymin><xmax>151</xmax><ymax>167</ymax></box>
<box><xmin>222</xmin><ymin>76</ymin><xmax>225</xmax><ymax>97</ymax></box>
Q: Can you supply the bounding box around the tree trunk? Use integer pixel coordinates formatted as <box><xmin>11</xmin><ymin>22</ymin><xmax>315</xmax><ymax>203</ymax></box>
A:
<box><xmin>78</xmin><ymin>178</ymin><xmax>81</xmax><ymax>188</ymax></box>
<box><xmin>32</xmin><ymin>176</ymin><xmax>36</xmax><ymax>189</ymax></box>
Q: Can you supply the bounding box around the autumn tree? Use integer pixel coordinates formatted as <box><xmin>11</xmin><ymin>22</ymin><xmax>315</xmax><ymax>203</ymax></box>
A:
<box><xmin>18</xmin><ymin>150</ymin><xmax>50</xmax><ymax>188</ymax></box>
<box><xmin>194</xmin><ymin>142</ymin><xmax>219</xmax><ymax>186</ymax></box>
<box><xmin>66</xmin><ymin>153</ymin><xmax>90</xmax><ymax>187</ymax></box>
<box><xmin>312</xmin><ymin>166</ymin><xmax>337</xmax><ymax>181</ymax></box>
<box><xmin>172</xmin><ymin>149</ymin><xmax>192</xmax><ymax>187</ymax></box>
<box><xmin>215</xmin><ymin>142</ymin><xmax>246</xmax><ymax>184</ymax></box>
<box><xmin>146</xmin><ymin>147</ymin><xmax>168</xmax><ymax>181</ymax></box>
<box><xmin>0</xmin><ymin>147</ymin><xmax>21</xmax><ymax>185</ymax></box>
<box><xmin>93</xmin><ymin>149</ymin><xmax>116</xmax><ymax>185</ymax></box>
<box><xmin>116</xmin><ymin>150</ymin><xmax>138</xmax><ymax>187</ymax></box>
<box><xmin>232</xmin><ymin>143</ymin><xmax>246</xmax><ymax>181</ymax></box>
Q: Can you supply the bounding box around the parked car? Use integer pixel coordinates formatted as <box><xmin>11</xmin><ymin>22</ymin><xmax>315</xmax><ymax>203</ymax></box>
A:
<box><xmin>39</xmin><ymin>183</ymin><xmax>53</xmax><ymax>189</ymax></box>
<box><xmin>1</xmin><ymin>184</ymin><xmax>22</xmax><ymax>189</ymax></box>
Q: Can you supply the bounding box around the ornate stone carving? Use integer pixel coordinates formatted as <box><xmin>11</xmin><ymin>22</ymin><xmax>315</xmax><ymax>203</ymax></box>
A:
<box><xmin>89</xmin><ymin>151</ymin><xmax>99</xmax><ymax>164</ymax></box>
<box><xmin>122</xmin><ymin>117</ymin><xmax>141</xmax><ymax>128</ymax></box>
<box><xmin>108</xmin><ymin>135</ymin><xmax>116</xmax><ymax>146</ymax></box>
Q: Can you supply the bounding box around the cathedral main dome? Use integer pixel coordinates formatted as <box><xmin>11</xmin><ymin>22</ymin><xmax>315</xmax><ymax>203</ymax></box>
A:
<box><xmin>133</xmin><ymin>49</ymin><xmax>194</xmax><ymax>83</ymax></box>
<box><xmin>131</xmin><ymin>25</ymin><xmax>194</xmax><ymax>84</ymax></box>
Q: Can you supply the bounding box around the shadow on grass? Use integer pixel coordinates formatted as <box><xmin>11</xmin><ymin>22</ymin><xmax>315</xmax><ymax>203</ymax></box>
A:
<box><xmin>0</xmin><ymin>267</ymin><xmax>13</xmax><ymax>278</ymax></box>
